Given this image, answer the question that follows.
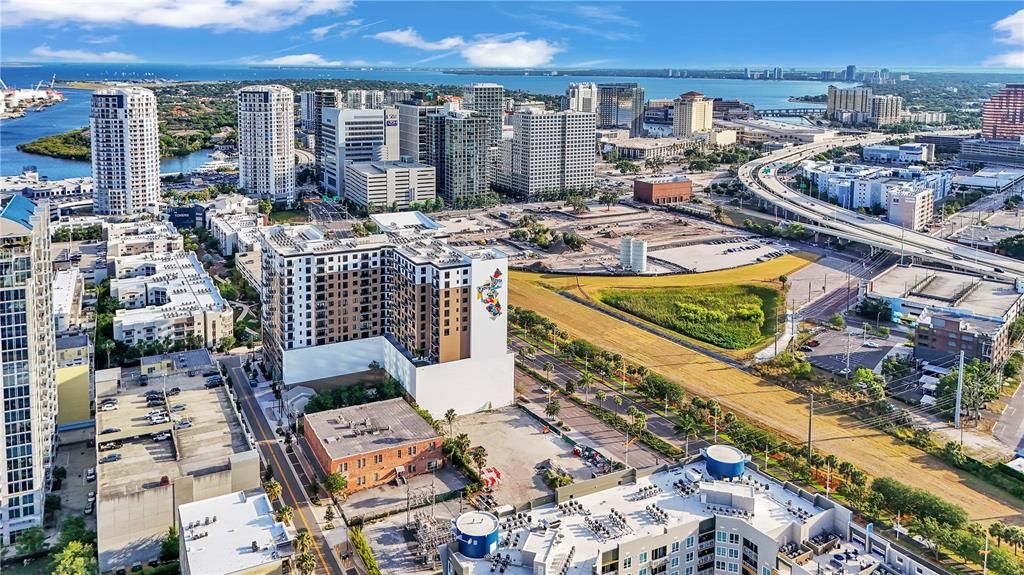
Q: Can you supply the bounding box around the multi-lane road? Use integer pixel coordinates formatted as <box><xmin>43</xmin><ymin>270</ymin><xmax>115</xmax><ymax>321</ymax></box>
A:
<box><xmin>738</xmin><ymin>134</ymin><xmax>1024</xmax><ymax>280</ymax></box>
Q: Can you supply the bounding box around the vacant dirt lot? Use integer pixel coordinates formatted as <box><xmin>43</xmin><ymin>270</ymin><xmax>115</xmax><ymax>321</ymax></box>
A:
<box><xmin>509</xmin><ymin>263</ymin><xmax>1024</xmax><ymax>525</ymax></box>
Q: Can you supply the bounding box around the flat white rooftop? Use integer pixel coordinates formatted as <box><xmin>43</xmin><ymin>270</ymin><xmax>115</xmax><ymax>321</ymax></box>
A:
<box><xmin>869</xmin><ymin>265</ymin><xmax>1023</xmax><ymax>320</ymax></box>
<box><xmin>53</xmin><ymin>267</ymin><xmax>81</xmax><ymax>317</ymax></box>
<box><xmin>180</xmin><ymin>490</ymin><xmax>293</xmax><ymax>575</ymax></box>
<box><xmin>452</xmin><ymin>459</ymin><xmax>827</xmax><ymax>575</ymax></box>
<box><xmin>111</xmin><ymin>251</ymin><xmax>230</xmax><ymax>323</ymax></box>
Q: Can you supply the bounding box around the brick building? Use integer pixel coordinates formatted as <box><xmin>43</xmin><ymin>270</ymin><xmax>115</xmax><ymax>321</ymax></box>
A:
<box><xmin>303</xmin><ymin>398</ymin><xmax>443</xmax><ymax>492</ymax></box>
<box><xmin>632</xmin><ymin>175</ymin><xmax>692</xmax><ymax>205</ymax></box>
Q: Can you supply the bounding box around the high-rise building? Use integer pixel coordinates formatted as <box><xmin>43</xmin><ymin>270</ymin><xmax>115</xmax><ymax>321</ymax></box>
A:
<box><xmin>237</xmin><ymin>85</ymin><xmax>296</xmax><ymax>206</ymax></box>
<box><xmin>298</xmin><ymin>91</ymin><xmax>316</xmax><ymax>130</ymax></box>
<box><xmin>845</xmin><ymin>64</ymin><xmax>857</xmax><ymax>81</ymax></box>
<box><xmin>672</xmin><ymin>91</ymin><xmax>714</xmax><ymax>137</ymax></box>
<box><xmin>826</xmin><ymin>85</ymin><xmax>873</xmax><ymax>120</ymax></box>
<box><xmin>562</xmin><ymin>82</ymin><xmax>599</xmax><ymax>114</ymax></box>
<box><xmin>982</xmin><ymin>83</ymin><xmax>1024</xmax><ymax>141</ymax></box>
<box><xmin>320</xmin><ymin>107</ymin><xmax>400</xmax><ymax>195</ymax></box>
<box><xmin>426</xmin><ymin>110</ymin><xmax>493</xmax><ymax>206</ymax></box>
<box><xmin>398</xmin><ymin>102</ymin><xmax>446</xmax><ymax>162</ymax></box>
<box><xmin>385</xmin><ymin>89</ymin><xmax>415</xmax><ymax>105</ymax></box>
<box><xmin>597</xmin><ymin>83</ymin><xmax>645</xmax><ymax>137</ymax></box>
<box><xmin>504</xmin><ymin>110</ymin><xmax>596</xmax><ymax>199</ymax></box>
<box><xmin>346</xmin><ymin>89</ymin><xmax>386</xmax><ymax>110</ymax></box>
<box><xmin>259</xmin><ymin>212</ymin><xmax>514</xmax><ymax>416</ymax></box>
<box><xmin>773</xmin><ymin>67</ymin><xmax>784</xmax><ymax>80</ymax></box>
<box><xmin>0</xmin><ymin>196</ymin><xmax>56</xmax><ymax>546</ymax></box>
<box><xmin>90</xmin><ymin>87</ymin><xmax>160</xmax><ymax>215</ymax></box>
<box><xmin>869</xmin><ymin>94</ymin><xmax>903</xmax><ymax>126</ymax></box>
<box><xmin>463</xmin><ymin>83</ymin><xmax>505</xmax><ymax>144</ymax></box>
<box><xmin>313</xmin><ymin>89</ymin><xmax>342</xmax><ymax>174</ymax></box>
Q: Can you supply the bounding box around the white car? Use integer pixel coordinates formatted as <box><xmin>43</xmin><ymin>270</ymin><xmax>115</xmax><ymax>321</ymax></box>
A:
<box><xmin>175</xmin><ymin>420</ymin><xmax>193</xmax><ymax>430</ymax></box>
<box><xmin>99</xmin><ymin>403</ymin><xmax>118</xmax><ymax>412</ymax></box>
<box><xmin>150</xmin><ymin>416</ymin><xmax>169</xmax><ymax>425</ymax></box>
<box><xmin>863</xmin><ymin>341</ymin><xmax>880</xmax><ymax>348</ymax></box>
<box><xmin>147</xmin><ymin>409</ymin><xmax>166</xmax><ymax>416</ymax></box>
<box><xmin>152</xmin><ymin>432</ymin><xmax>170</xmax><ymax>441</ymax></box>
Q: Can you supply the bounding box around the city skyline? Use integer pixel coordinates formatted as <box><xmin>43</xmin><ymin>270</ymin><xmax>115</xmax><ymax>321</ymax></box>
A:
<box><xmin>0</xmin><ymin>2</ymin><xmax>1022</xmax><ymax>70</ymax></box>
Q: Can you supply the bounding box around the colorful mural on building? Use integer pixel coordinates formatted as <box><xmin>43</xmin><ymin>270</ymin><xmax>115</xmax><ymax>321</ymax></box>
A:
<box><xmin>476</xmin><ymin>269</ymin><xmax>503</xmax><ymax>320</ymax></box>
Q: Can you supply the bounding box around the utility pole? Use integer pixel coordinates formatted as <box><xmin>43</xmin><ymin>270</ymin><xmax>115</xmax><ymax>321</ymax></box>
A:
<box><xmin>844</xmin><ymin>332</ymin><xmax>852</xmax><ymax>377</ymax></box>
<box><xmin>954</xmin><ymin>350</ymin><xmax>965</xmax><ymax>434</ymax></box>
<box><xmin>807</xmin><ymin>393</ymin><xmax>814</xmax><ymax>461</ymax></box>
<box><xmin>982</xmin><ymin>534</ymin><xmax>990</xmax><ymax>575</ymax></box>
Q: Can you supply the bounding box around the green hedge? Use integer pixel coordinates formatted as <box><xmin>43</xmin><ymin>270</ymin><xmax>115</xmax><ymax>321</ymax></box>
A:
<box><xmin>349</xmin><ymin>527</ymin><xmax>382</xmax><ymax>575</ymax></box>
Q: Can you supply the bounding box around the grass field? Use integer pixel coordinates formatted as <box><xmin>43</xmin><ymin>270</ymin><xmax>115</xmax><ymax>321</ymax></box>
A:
<box><xmin>508</xmin><ymin>254</ymin><xmax>1024</xmax><ymax>524</ymax></box>
<box><xmin>599</xmin><ymin>284</ymin><xmax>780</xmax><ymax>350</ymax></box>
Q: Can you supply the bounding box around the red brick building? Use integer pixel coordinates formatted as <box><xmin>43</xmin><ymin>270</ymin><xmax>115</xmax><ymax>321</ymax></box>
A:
<box><xmin>632</xmin><ymin>175</ymin><xmax>693</xmax><ymax>205</ymax></box>
<box><xmin>303</xmin><ymin>398</ymin><xmax>443</xmax><ymax>493</ymax></box>
<box><xmin>983</xmin><ymin>84</ymin><xmax>1024</xmax><ymax>141</ymax></box>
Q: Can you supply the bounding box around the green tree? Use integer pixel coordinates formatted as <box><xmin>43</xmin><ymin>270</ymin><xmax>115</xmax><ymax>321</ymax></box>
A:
<box><xmin>159</xmin><ymin>525</ymin><xmax>179</xmax><ymax>561</ymax></box>
<box><xmin>296</xmin><ymin>552</ymin><xmax>317</xmax><ymax>575</ymax></box>
<box><xmin>294</xmin><ymin>529</ymin><xmax>314</xmax><ymax>556</ymax></box>
<box><xmin>258</xmin><ymin>198</ymin><xmax>273</xmax><ymax>215</ymax></box>
<box><xmin>599</xmin><ymin>190</ymin><xmax>619</xmax><ymax>211</ymax></box>
<box><xmin>324</xmin><ymin>506</ymin><xmax>336</xmax><ymax>528</ymax></box>
<box><xmin>275</xmin><ymin>505</ymin><xmax>294</xmax><ymax>525</ymax></box>
<box><xmin>324</xmin><ymin>471</ymin><xmax>348</xmax><ymax>500</ymax></box>
<box><xmin>545</xmin><ymin>398</ymin><xmax>562</xmax><ymax>420</ymax></box>
<box><xmin>51</xmin><ymin>541</ymin><xmax>97</xmax><ymax>575</ymax></box>
<box><xmin>829</xmin><ymin>313</ymin><xmax>846</xmax><ymax>330</ymax></box>
<box><xmin>263</xmin><ymin>479</ymin><xmax>282</xmax><ymax>502</ymax></box>
<box><xmin>15</xmin><ymin>526</ymin><xmax>46</xmax><ymax>554</ymax></box>
<box><xmin>58</xmin><ymin>515</ymin><xmax>96</xmax><ymax>550</ymax></box>
<box><xmin>470</xmin><ymin>446</ymin><xmax>488</xmax><ymax>471</ymax></box>
<box><xmin>444</xmin><ymin>408</ymin><xmax>457</xmax><ymax>435</ymax></box>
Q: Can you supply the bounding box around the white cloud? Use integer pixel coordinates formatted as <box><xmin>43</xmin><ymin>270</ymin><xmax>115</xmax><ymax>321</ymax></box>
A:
<box><xmin>986</xmin><ymin>9</ymin><xmax>1024</xmax><ymax>68</ymax></box>
<box><xmin>371</xmin><ymin>27</ymin><xmax>465</xmax><ymax>51</ymax></box>
<box><xmin>371</xmin><ymin>27</ymin><xmax>562</xmax><ymax>68</ymax></box>
<box><xmin>30</xmin><ymin>44</ymin><xmax>139</xmax><ymax>62</ymax></box>
<box><xmin>461</xmin><ymin>36</ymin><xmax>562</xmax><ymax>67</ymax></box>
<box><xmin>344</xmin><ymin>19</ymin><xmax>362</xmax><ymax>26</ymax></box>
<box><xmin>310</xmin><ymin>23</ymin><xmax>340</xmax><ymax>40</ymax></box>
<box><xmin>3</xmin><ymin>0</ymin><xmax>354</xmax><ymax>32</ymax></box>
<box><xmin>82</xmin><ymin>34</ymin><xmax>119</xmax><ymax>44</ymax></box>
<box><xmin>259</xmin><ymin>53</ymin><xmax>341</xmax><ymax>66</ymax></box>
<box><xmin>993</xmin><ymin>9</ymin><xmax>1024</xmax><ymax>45</ymax></box>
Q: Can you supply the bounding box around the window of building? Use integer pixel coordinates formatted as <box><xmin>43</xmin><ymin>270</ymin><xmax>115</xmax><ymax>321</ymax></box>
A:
<box><xmin>685</xmin><ymin>552</ymin><xmax>694</xmax><ymax>563</ymax></box>
<box><xmin>716</xmin><ymin>548</ymin><xmax>726</xmax><ymax>557</ymax></box>
<box><xmin>653</xmin><ymin>547</ymin><xmax>667</xmax><ymax>560</ymax></box>
<box><xmin>686</xmin><ymin>536</ymin><xmax>695</xmax><ymax>549</ymax></box>
<box><xmin>639</xmin><ymin>552</ymin><xmax>648</xmax><ymax>563</ymax></box>
<box><xmin>728</xmin><ymin>549</ymin><xmax>739</xmax><ymax>559</ymax></box>
<box><xmin>672</xmin><ymin>542</ymin><xmax>680</xmax><ymax>554</ymax></box>
<box><xmin>728</xmin><ymin>564</ymin><xmax>739</xmax><ymax>573</ymax></box>
<box><xmin>761</xmin><ymin>566</ymin><xmax>772</xmax><ymax>575</ymax></box>
<box><xmin>373</xmin><ymin>454</ymin><xmax>383</xmax><ymax>464</ymax></box>
<box><xmin>672</xmin><ymin>558</ymin><xmax>680</xmax><ymax>568</ymax></box>
<box><xmin>623</xmin><ymin>557</ymin><xmax>632</xmax><ymax>569</ymax></box>
<box><xmin>717</xmin><ymin>532</ymin><xmax>727</xmax><ymax>543</ymax></box>
<box><xmin>729</xmin><ymin>534</ymin><xmax>740</xmax><ymax>545</ymax></box>
<box><xmin>715</xmin><ymin>561</ymin><xmax>726</xmax><ymax>571</ymax></box>
<box><xmin>408</xmin><ymin>446</ymin><xmax>417</xmax><ymax>456</ymax></box>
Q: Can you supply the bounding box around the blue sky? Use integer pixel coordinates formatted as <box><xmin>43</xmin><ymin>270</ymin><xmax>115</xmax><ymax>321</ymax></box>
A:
<box><xmin>1</xmin><ymin>1</ymin><xmax>1023</xmax><ymax>70</ymax></box>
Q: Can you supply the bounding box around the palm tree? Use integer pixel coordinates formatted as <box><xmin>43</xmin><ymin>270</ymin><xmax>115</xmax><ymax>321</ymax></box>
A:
<box><xmin>596</xmin><ymin>390</ymin><xmax>607</xmax><ymax>409</ymax></box>
<box><xmin>275</xmin><ymin>505</ymin><xmax>294</xmax><ymax>525</ymax></box>
<box><xmin>454</xmin><ymin>433</ymin><xmax>471</xmax><ymax>455</ymax></box>
<box><xmin>444</xmin><ymin>409</ymin><xmax>457</xmax><ymax>435</ymax></box>
<box><xmin>97</xmin><ymin>338</ymin><xmax>114</xmax><ymax>368</ymax></box>
<box><xmin>633</xmin><ymin>413</ymin><xmax>648</xmax><ymax>436</ymax></box>
<box><xmin>626</xmin><ymin>405</ymin><xmax>639</xmax><ymax>425</ymax></box>
<box><xmin>294</xmin><ymin>530</ymin><xmax>314</xmax><ymax>556</ymax></box>
<box><xmin>543</xmin><ymin>360</ymin><xmax>554</xmax><ymax>382</ymax></box>
<box><xmin>579</xmin><ymin>372</ymin><xmax>594</xmax><ymax>403</ymax></box>
<box><xmin>263</xmin><ymin>480</ymin><xmax>282</xmax><ymax>502</ymax></box>
<box><xmin>295</xmin><ymin>552</ymin><xmax>316</xmax><ymax>575</ymax></box>
<box><xmin>613</xmin><ymin>395</ymin><xmax>624</xmax><ymax>413</ymax></box>
<box><xmin>675</xmin><ymin>416</ymin><xmax>698</xmax><ymax>458</ymax></box>
<box><xmin>470</xmin><ymin>446</ymin><xmax>488</xmax><ymax>471</ymax></box>
<box><xmin>545</xmin><ymin>398</ymin><xmax>562</xmax><ymax>420</ymax></box>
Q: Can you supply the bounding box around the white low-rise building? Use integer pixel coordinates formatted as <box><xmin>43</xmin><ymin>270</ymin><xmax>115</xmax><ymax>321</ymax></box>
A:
<box><xmin>178</xmin><ymin>490</ymin><xmax>293</xmax><ymax>575</ymax></box>
<box><xmin>887</xmin><ymin>183</ymin><xmax>934</xmax><ymax>231</ymax></box>
<box><xmin>53</xmin><ymin>268</ymin><xmax>84</xmax><ymax>333</ymax></box>
<box><xmin>862</xmin><ymin>143</ymin><xmax>935</xmax><ymax>164</ymax></box>
<box><xmin>344</xmin><ymin>159</ymin><xmax>437</xmax><ymax>210</ymax></box>
<box><xmin>105</xmin><ymin>220</ymin><xmax>183</xmax><ymax>257</ymax></box>
<box><xmin>209</xmin><ymin>213</ymin><xmax>264</xmax><ymax>256</ymax></box>
<box><xmin>110</xmin><ymin>251</ymin><xmax>234</xmax><ymax>348</ymax></box>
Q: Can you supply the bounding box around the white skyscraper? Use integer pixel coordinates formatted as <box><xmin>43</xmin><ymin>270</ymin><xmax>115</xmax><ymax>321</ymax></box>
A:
<box><xmin>90</xmin><ymin>87</ymin><xmax>160</xmax><ymax>215</ymax></box>
<box><xmin>346</xmin><ymin>89</ymin><xmax>386</xmax><ymax>110</ymax></box>
<box><xmin>321</xmin><ymin>107</ymin><xmax>400</xmax><ymax>196</ymax></box>
<box><xmin>237</xmin><ymin>85</ymin><xmax>296</xmax><ymax>206</ymax></box>
<box><xmin>0</xmin><ymin>196</ymin><xmax>56</xmax><ymax>546</ymax></box>
<box><xmin>463</xmin><ymin>83</ymin><xmax>505</xmax><ymax>144</ymax></box>
<box><xmin>563</xmin><ymin>82</ymin><xmax>599</xmax><ymax>114</ymax></box>
<box><xmin>506</xmin><ymin>110</ymin><xmax>596</xmax><ymax>199</ymax></box>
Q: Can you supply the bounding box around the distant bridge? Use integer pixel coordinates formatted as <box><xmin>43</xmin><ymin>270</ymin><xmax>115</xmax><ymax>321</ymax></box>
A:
<box><xmin>756</xmin><ymin>107</ymin><xmax>828</xmax><ymax>118</ymax></box>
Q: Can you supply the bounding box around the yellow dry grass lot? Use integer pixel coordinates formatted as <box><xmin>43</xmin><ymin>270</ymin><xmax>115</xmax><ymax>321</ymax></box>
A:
<box><xmin>509</xmin><ymin>256</ymin><xmax>1023</xmax><ymax>524</ymax></box>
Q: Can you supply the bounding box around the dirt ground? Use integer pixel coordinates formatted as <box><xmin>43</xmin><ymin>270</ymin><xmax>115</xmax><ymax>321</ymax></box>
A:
<box><xmin>450</xmin><ymin>407</ymin><xmax>591</xmax><ymax>506</ymax></box>
<box><xmin>509</xmin><ymin>262</ymin><xmax>1024</xmax><ymax>526</ymax></box>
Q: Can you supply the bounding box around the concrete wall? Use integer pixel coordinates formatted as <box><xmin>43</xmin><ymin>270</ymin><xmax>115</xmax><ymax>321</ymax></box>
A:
<box><xmin>56</xmin><ymin>364</ymin><xmax>91</xmax><ymax>425</ymax></box>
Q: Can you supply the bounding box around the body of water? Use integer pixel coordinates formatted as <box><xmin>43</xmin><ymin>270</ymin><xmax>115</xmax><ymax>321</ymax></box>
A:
<box><xmin>0</xmin><ymin>63</ymin><xmax>852</xmax><ymax>179</ymax></box>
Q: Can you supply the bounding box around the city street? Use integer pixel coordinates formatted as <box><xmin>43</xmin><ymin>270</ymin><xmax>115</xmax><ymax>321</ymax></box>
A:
<box><xmin>223</xmin><ymin>356</ymin><xmax>344</xmax><ymax>575</ymax></box>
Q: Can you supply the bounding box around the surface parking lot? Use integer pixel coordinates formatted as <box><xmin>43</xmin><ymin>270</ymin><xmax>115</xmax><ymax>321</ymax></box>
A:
<box><xmin>801</xmin><ymin>328</ymin><xmax>897</xmax><ymax>374</ymax></box>
<box><xmin>650</xmin><ymin>238</ymin><xmax>794</xmax><ymax>272</ymax></box>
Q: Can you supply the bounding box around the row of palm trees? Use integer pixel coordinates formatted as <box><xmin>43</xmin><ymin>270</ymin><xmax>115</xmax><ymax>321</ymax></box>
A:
<box><xmin>441</xmin><ymin>409</ymin><xmax>490</xmax><ymax>475</ymax></box>
<box><xmin>263</xmin><ymin>473</ymin><xmax>348</xmax><ymax>575</ymax></box>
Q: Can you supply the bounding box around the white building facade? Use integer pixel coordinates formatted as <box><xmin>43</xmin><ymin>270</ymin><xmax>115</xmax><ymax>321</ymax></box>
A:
<box><xmin>344</xmin><ymin>160</ymin><xmax>437</xmax><ymax>210</ymax></box>
<box><xmin>237</xmin><ymin>85</ymin><xmax>296</xmax><ymax>206</ymax></box>
<box><xmin>91</xmin><ymin>88</ymin><xmax>160</xmax><ymax>215</ymax></box>
<box><xmin>320</xmin><ymin>107</ymin><xmax>400</xmax><ymax>196</ymax></box>
<box><xmin>563</xmin><ymin>82</ymin><xmax>599</xmax><ymax>114</ymax></box>
<box><xmin>0</xmin><ymin>197</ymin><xmax>57</xmax><ymax>545</ymax></box>
<box><xmin>463</xmin><ymin>83</ymin><xmax>505</xmax><ymax>144</ymax></box>
<box><xmin>505</xmin><ymin>110</ymin><xmax>597</xmax><ymax>199</ymax></box>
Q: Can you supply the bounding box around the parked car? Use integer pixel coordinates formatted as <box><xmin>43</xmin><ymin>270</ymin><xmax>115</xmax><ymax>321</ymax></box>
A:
<box><xmin>148</xmin><ymin>398</ymin><xmax>167</xmax><ymax>406</ymax></box>
<box><xmin>98</xmin><ymin>441</ymin><xmax>122</xmax><ymax>452</ymax></box>
<box><xmin>166</xmin><ymin>387</ymin><xmax>181</xmax><ymax>396</ymax></box>
<box><xmin>150</xmin><ymin>417</ymin><xmax>170</xmax><ymax>425</ymax></box>
<box><xmin>837</xmin><ymin>367</ymin><xmax>851</xmax><ymax>376</ymax></box>
<box><xmin>175</xmin><ymin>420</ymin><xmax>193</xmax><ymax>430</ymax></box>
<box><xmin>202</xmin><ymin>370</ymin><xmax>219</xmax><ymax>377</ymax></box>
<box><xmin>147</xmin><ymin>408</ymin><xmax>166</xmax><ymax>416</ymax></box>
<box><xmin>152</xmin><ymin>432</ymin><xmax>170</xmax><ymax>441</ymax></box>
<box><xmin>799</xmin><ymin>345</ymin><xmax>813</xmax><ymax>353</ymax></box>
<box><xmin>99</xmin><ymin>403</ymin><xmax>119</xmax><ymax>412</ymax></box>
<box><xmin>204</xmin><ymin>380</ymin><xmax>224</xmax><ymax>389</ymax></box>
<box><xmin>87</xmin><ymin>491</ymin><xmax>96</xmax><ymax>503</ymax></box>
<box><xmin>99</xmin><ymin>453</ymin><xmax>122</xmax><ymax>464</ymax></box>
<box><xmin>85</xmin><ymin>501</ymin><xmax>94</xmax><ymax>515</ymax></box>
<box><xmin>863</xmin><ymin>341</ymin><xmax>880</xmax><ymax>348</ymax></box>
<box><xmin>100</xmin><ymin>427</ymin><xmax>121</xmax><ymax>435</ymax></box>
<box><xmin>807</xmin><ymin>340</ymin><xmax>821</xmax><ymax>347</ymax></box>
<box><xmin>85</xmin><ymin>468</ymin><xmax>96</xmax><ymax>482</ymax></box>
<box><xmin>139</xmin><ymin>375</ymin><xmax>149</xmax><ymax>386</ymax></box>
<box><xmin>171</xmin><ymin>403</ymin><xmax>187</xmax><ymax>412</ymax></box>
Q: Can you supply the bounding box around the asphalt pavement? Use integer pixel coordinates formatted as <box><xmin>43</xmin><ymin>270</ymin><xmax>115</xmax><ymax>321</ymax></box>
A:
<box><xmin>224</xmin><ymin>356</ymin><xmax>344</xmax><ymax>575</ymax></box>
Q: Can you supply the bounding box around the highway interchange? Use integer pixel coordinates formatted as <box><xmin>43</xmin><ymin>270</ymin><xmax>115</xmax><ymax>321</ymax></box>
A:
<box><xmin>737</xmin><ymin>133</ymin><xmax>1024</xmax><ymax>280</ymax></box>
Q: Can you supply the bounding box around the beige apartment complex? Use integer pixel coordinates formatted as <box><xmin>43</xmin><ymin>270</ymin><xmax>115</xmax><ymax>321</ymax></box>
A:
<box><xmin>673</xmin><ymin>91</ymin><xmax>714</xmax><ymax>137</ymax></box>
